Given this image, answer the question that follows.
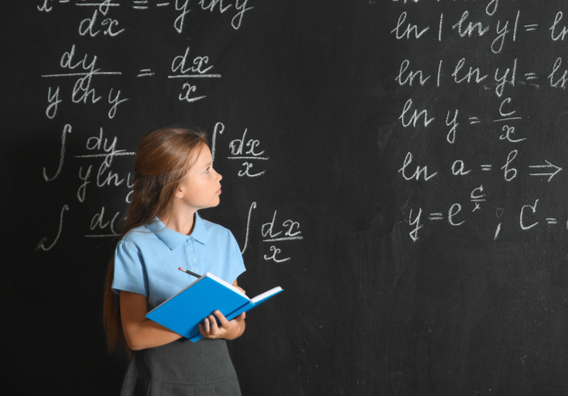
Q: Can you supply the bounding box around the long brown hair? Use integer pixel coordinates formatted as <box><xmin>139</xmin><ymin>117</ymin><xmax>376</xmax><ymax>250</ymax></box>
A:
<box><xmin>103</xmin><ymin>127</ymin><xmax>208</xmax><ymax>355</ymax></box>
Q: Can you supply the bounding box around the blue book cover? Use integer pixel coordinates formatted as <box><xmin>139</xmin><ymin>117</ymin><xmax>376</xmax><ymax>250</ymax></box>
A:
<box><xmin>188</xmin><ymin>285</ymin><xmax>284</xmax><ymax>342</ymax></box>
<box><xmin>146</xmin><ymin>272</ymin><xmax>283</xmax><ymax>342</ymax></box>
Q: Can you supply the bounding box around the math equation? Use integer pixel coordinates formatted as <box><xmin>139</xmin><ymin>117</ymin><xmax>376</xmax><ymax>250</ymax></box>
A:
<box><xmin>391</xmin><ymin>0</ymin><xmax>566</xmax><ymax>242</ymax></box>
<box><xmin>36</xmin><ymin>0</ymin><xmax>305</xmax><ymax>264</ymax></box>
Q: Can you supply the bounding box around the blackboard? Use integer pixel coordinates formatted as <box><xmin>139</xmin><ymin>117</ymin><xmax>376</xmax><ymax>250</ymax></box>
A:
<box><xmin>2</xmin><ymin>1</ymin><xmax>567</xmax><ymax>395</ymax></box>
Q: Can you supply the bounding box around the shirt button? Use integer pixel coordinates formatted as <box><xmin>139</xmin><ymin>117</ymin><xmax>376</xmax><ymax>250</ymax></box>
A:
<box><xmin>192</xmin><ymin>258</ymin><xmax>196</xmax><ymax>262</ymax></box>
<box><xmin>189</xmin><ymin>247</ymin><xmax>193</xmax><ymax>252</ymax></box>
<box><xmin>194</xmin><ymin>268</ymin><xmax>199</xmax><ymax>272</ymax></box>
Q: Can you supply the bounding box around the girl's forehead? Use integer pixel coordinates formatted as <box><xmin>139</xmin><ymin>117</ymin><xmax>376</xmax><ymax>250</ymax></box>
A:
<box><xmin>187</xmin><ymin>144</ymin><xmax>211</xmax><ymax>169</ymax></box>
<box><xmin>195</xmin><ymin>144</ymin><xmax>211</xmax><ymax>162</ymax></box>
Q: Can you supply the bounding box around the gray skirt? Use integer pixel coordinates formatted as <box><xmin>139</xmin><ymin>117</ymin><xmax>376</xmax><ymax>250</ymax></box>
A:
<box><xmin>120</xmin><ymin>338</ymin><xmax>241</xmax><ymax>396</ymax></box>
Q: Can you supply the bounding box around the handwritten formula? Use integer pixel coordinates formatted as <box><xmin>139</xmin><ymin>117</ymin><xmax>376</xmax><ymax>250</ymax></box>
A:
<box><xmin>36</xmin><ymin>1</ymin><xmax>305</xmax><ymax>265</ymax></box>
<box><xmin>391</xmin><ymin>1</ymin><xmax>567</xmax><ymax>242</ymax></box>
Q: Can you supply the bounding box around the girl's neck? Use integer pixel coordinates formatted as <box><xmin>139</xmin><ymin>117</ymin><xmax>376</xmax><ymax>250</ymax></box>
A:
<box><xmin>160</xmin><ymin>210</ymin><xmax>196</xmax><ymax>236</ymax></box>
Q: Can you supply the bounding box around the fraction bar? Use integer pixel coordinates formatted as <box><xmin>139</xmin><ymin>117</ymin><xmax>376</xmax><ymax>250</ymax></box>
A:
<box><xmin>168</xmin><ymin>74</ymin><xmax>222</xmax><ymax>78</ymax></box>
<box><xmin>42</xmin><ymin>72</ymin><xmax>122</xmax><ymax>77</ymax></box>
<box><xmin>228</xmin><ymin>156</ymin><xmax>270</xmax><ymax>161</ymax></box>
<box><xmin>262</xmin><ymin>236</ymin><xmax>304</xmax><ymax>242</ymax></box>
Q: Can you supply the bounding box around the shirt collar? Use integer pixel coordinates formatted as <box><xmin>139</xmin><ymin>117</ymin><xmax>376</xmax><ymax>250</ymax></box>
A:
<box><xmin>146</xmin><ymin>213</ymin><xmax>209</xmax><ymax>250</ymax></box>
<box><xmin>191</xmin><ymin>213</ymin><xmax>208</xmax><ymax>245</ymax></box>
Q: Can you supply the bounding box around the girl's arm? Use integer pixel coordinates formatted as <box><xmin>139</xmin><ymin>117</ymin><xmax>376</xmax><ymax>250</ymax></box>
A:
<box><xmin>120</xmin><ymin>291</ymin><xmax>183</xmax><ymax>350</ymax></box>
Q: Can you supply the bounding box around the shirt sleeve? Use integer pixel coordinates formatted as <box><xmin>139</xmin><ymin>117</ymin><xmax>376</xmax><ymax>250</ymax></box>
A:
<box><xmin>111</xmin><ymin>240</ymin><xmax>149</xmax><ymax>296</ymax></box>
<box><xmin>228</xmin><ymin>232</ymin><xmax>246</xmax><ymax>283</ymax></box>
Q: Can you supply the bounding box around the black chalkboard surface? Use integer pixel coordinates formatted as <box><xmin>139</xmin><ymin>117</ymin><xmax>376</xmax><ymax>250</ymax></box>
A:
<box><xmin>1</xmin><ymin>1</ymin><xmax>567</xmax><ymax>395</ymax></box>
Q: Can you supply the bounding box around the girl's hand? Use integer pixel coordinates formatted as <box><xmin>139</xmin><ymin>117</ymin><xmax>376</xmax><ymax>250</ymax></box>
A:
<box><xmin>199</xmin><ymin>311</ymin><xmax>246</xmax><ymax>340</ymax></box>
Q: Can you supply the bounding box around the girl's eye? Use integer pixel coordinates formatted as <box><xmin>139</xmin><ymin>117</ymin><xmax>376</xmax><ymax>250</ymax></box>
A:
<box><xmin>205</xmin><ymin>168</ymin><xmax>210</xmax><ymax>174</ymax></box>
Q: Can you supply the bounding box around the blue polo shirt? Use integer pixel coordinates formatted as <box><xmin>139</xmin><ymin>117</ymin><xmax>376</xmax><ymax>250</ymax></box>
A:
<box><xmin>112</xmin><ymin>214</ymin><xmax>246</xmax><ymax>311</ymax></box>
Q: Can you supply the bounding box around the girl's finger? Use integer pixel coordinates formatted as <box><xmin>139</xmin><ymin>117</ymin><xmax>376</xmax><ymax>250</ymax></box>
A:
<box><xmin>209</xmin><ymin>315</ymin><xmax>218</xmax><ymax>333</ymax></box>
<box><xmin>214</xmin><ymin>310</ymin><xmax>230</xmax><ymax>327</ymax></box>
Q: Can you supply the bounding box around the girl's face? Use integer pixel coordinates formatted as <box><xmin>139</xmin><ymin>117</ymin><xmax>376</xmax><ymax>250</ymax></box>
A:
<box><xmin>175</xmin><ymin>144</ymin><xmax>222</xmax><ymax>212</ymax></box>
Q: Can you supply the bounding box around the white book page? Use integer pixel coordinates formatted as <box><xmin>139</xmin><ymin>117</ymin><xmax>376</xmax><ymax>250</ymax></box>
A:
<box><xmin>205</xmin><ymin>272</ymin><xmax>249</xmax><ymax>298</ymax></box>
<box><xmin>251</xmin><ymin>286</ymin><xmax>283</xmax><ymax>303</ymax></box>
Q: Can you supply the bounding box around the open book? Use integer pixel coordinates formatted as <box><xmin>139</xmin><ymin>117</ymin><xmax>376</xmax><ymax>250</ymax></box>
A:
<box><xmin>146</xmin><ymin>272</ymin><xmax>283</xmax><ymax>342</ymax></box>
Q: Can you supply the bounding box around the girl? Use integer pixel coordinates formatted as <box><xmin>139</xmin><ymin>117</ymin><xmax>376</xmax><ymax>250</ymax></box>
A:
<box><xmin>103</xmin><ymin>127</ymin><xmax>247</xmax><ymax>395</ymax></box>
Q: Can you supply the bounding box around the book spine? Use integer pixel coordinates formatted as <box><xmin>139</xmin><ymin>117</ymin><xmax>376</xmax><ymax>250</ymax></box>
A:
<box><xmin>226</xmin><ymin>301</ymin><xmax>255</xmax><ymax>320</ymax></box>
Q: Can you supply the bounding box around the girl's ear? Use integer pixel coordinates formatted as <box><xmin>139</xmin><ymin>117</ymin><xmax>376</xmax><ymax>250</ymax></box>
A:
<box><xmin>174</xmin><ymin>185</ymin><xmax>184</xmax><ymax>199</ymax></box>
